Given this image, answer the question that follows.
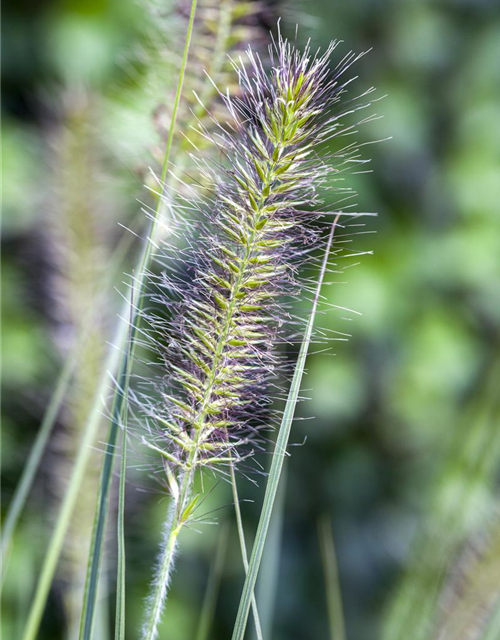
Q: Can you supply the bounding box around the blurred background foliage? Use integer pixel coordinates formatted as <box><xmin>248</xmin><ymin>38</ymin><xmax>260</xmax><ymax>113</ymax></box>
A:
<box><xmin>2</xmin><ymin>0</ymin><xmax>500</xmax><ymax>639</ymax></box>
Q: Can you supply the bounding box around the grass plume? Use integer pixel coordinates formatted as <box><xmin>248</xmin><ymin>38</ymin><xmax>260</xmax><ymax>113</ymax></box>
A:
<box><xmin>139</xmin><ymin>32</ymin><xmax>373</xmax><ymax>639</ymax></box>
<box><xmin>46</xmin><ymin>94</ymin><xmax>111</xmax><ymax>634</ymax></box>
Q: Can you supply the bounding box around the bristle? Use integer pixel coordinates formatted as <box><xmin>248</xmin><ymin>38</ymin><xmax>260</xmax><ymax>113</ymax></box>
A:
<box><xmin>139</xmin><ymin>32</ymin><xmax>373</xmax><ymax>640</ymax></box>
<box><xmin>143</xmin><ymin>0</ymin><xmax>276</xmax><ymax>191</ymax></box>
<box><xmin>140</xmin><ymin>34</ymin><xmax>371</xmax><ymax>474</ymax></box>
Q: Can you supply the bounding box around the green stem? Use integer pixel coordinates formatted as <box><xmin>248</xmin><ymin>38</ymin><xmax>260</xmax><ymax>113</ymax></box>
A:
<box><xmin>178</xmin><ymin>0</ymin><xmax>232</xmax><ymax>152</ymax></box>
<box><xmin>114</xmin><ymin>424</ymin><xmax>127</xmax><ymax>640</ymax></box>
<box><xmin>231</xmin><ymin>214</ymin><xmax>341</xmax><ymax>640</ymax></box>
<box><xmin>143</xmin><ymin>457</ymin><xmax>196</xmax><ymax>640</ymax></box>
<box><xmin>230</xmin><ymin>464</ymin><xmax>263</xmax><ymax>640</ymax></box>
<box><xmin>318</xmin><ymin>516</ymin><xmax>345</xmax><ymax>640</ymax></box>
<box><xmin>254</xmin><ymin>462</ymin><xmax>287</xmax><ymax>640</ymax></box>
<box><xmin>79</xmin><ymin>1</ymin><xmax>199</xmax><ymax>638</ymax></box>
<box><xmin>1</xmin><ymin>343</ymin><xmax>74</xmax><ymax>561</ymax></box>
<box><xmin>1</xmin><ymin>228</ymin><xmax>134</xmax><ymax>576</ymax></box>
<box><xmin>21</xmin><ymin>310</ymin><xmax>129</xmax><ymax>640</ymax></box>
<box><xmin>195</xmin><ymin>520</ymin><xmax>230</xmax><ymax>640</ymax></box>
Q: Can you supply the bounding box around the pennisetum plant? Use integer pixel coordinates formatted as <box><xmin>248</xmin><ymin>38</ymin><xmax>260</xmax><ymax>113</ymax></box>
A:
<box><xmin>44</xmin><ymin>92</ymin><xmax>113</xmax><ymax>635</ymax></box>
<box><xmin>434</xmin><ymin>519</ymin><xmax>500</xmax><ymax>640</ymax></box>
<box><xmin>149</xmin><ymin>0</ymin><xmax>274</xmax><ymax>185</ymax></box>
<box><xmin>8</xmin><ymin>3</ymin><xmax>376</xmax><ymax>637</ymax></box>
<box><xmin>383</xmin><ymin>347</ymin><xmax>500</xmax><ymax>640</ymax></box>
<box><xmin>110</xmin><ymin>0</ymin><xmax>274</xmax><ymax>197</ymax></box>
<box><xmin>13</xmin><ymin>8</ymin><xmax>276</xmax><ymax>637</ymax></box>
<box><xmin>137</xmin><ymin>32</ymin><xmax>372</xmax><ymax>639</ymax></box>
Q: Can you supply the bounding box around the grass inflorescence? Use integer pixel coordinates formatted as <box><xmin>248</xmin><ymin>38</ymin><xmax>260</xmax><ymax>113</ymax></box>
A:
<box><xmin>139</xmin><ymin>33</ymin><xmax>372</xmax><ymax>639</ymax></box>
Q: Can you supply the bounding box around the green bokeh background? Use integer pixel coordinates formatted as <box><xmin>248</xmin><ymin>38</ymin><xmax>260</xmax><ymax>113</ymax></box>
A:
<box><xmin>2</xmin><ymin>0</ymin><xmax>500</xmax><ymax>639</ymax></box>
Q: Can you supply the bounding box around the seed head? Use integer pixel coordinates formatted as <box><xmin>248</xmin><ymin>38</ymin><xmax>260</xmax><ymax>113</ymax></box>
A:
<box><xmin>139</xmin><ymin>33</ymin><xmax>374</xmax><ymax>480</ymax></box>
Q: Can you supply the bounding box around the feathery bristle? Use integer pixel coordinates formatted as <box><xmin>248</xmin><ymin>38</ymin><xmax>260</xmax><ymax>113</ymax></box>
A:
<box><xmin>151</xmin><ymin>0</ymin><xmax>275</xmax><ymax>165</ymax></box>
<box><xmin>140</xmin><ymin>33</ymin><xmax>372</xmax><ymax>477</ymax></box>
<box><xmin>139</xmin><ymin>32</ymin><xmax>374</xmax><ymax>640</ymax></box>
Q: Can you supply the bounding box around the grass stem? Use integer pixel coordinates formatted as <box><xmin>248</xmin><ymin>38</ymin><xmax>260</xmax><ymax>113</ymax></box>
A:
<box><xmin>231</xmin><ymin>214</ymin><xmax>341</xmax><ymax>640</ymax></box>
<box><xmin>1</xmin><ymin>228</ymin><xmax>134</xmax><ymax>575</ymax></box>
<box><xmin>79</xmin><ymin>1</ymin><xmax>199</xmax><ymax>637</ymax></box>
<box><xmin>230</xmin><ymin>464</ymin><xmax>263</xmax><ymax>640</ymax></box>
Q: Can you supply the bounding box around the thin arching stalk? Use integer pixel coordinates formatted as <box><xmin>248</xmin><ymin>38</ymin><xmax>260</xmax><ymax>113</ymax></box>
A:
<box><xmin>229</xmin><ymin>463</ymin><xmax>263</xmax><ymax>640</ymax></box>
<box><xmin>20</xmin><ymin>311</ymin><xmax>129</xmax><ymax>640</ymax></box>
<box><xmin>19</xmin><ymin>3</ymin><xmax>200</xmax><ymax>640</ymax></box>
<box><xmin>318</xmin><ymin>515</ymin><xmax>346</xmax><ymax>640</ymax></box>
<box><xmin>1</xmin><ymin>227</ymin><xmax>134</xmax><ymax>577</ymax></box>
<box><xmin>253</xmin><ymin>462</ymin><xmax>287</xmax><ymax>640</ymax></box>
<box><xmin>79</xmin><ymin>1</ymin><xmax>199</xmax><ymax>638</ymax></box>
<box><xmin>1</xmin><ymin>339</ymin><xmax>75</xmax><ymax>565</ymax></box>
<box><xmin>114</xmin><ymin>415</ymin><xmax>128</xmax><ymax>640</ymax></box>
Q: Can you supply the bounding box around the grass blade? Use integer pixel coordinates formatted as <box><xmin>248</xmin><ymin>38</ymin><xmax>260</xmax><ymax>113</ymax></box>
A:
<box><xmin>231</xmin><ymin>214</ymin><xmax>341</xmax><ymax>640</ymax></box>
<box><xmin>1</xmin><ymin>229</ymin><xmax>134</xmax><ymax>575</ymax></box>
<box><xmin>1</xmin><ymin>341</ymin><xmax>75</xmax><ymax>564</ymax></box>
<box><xmin>318</xmin><ymin>515</ymin><xmax>346</xmax><ymax>640</ymax></box>
<box><xmin>20</xmin><ymin>306</ymin><xmax>130</xmax><ymax>640</ymax></box>
<box><xmin>114</xmin><ymin>422</ymin><xmax>127</xmax><ymax>640</ymax></box>
<box><xmin>253</xmin><ymin>464</ymin><xmax>287</xmax><ymax>640</ymax></box>
<box><xmin>229</xmin><ymin>464</ymin><xmax>263</xmax><ymax>640</ymax></box>
<box><xmin>78</xmin><ymin>296</ymin><xmax>132</xmax><ymax>640</ymax></box>
<box><xmin>114</xmin><ymin>302</ymin><xmax>133</xmax><ymax>640</ymax></box>
<box><xmin>79</xmin><ymin>1</ymin><xmax>199</xmax><ymax>637</ymax></box>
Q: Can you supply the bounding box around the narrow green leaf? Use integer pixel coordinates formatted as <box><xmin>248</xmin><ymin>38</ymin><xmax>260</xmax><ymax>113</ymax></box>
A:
<box><xmin>229</xmin><ymin>464</ymin><xmax>263</xmax><ymax>640</ymax></box>
<box><xmin>1</xmin><ymin>339</ymin><xmax>75</xmax><ymax>568</ymax></box>
<box><xmin>253</xmin><ymin>464</ymin><xmax>287</xmax><ymax>640</ymax></box>
<box><xmin>79</xmin><ymin>1</ymin><xmax>199</xmax><ymax>637</ymax></box>
<box><xmin>114</xmin><ymin>424</ymin><xmax>127</xmax><ymax>640</ymax></box>
<box><xmin>231</xmin><ymin>215</ymin><xmax>341</xmax><ymax>640</ymax></box>
<box><xmin>21</xmin><ymin>305</ymin><xmax>130</xmax><ymax>640</ymax></box>
<box><xmin>1</xmin><ymin>228</ymin><xmax>134</xmax><ymax>576</ymax></box>
<box><xmin>318</xmin><ymin>515</ymin><xmax>346</xmax><ymax>640</ymax></box>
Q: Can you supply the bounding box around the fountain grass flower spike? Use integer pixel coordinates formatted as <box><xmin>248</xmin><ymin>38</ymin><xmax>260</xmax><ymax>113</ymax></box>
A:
<box><xmin>141</xmin><ymin>33</ymin><xmax>372</xmax><ymax>640</ymax></box>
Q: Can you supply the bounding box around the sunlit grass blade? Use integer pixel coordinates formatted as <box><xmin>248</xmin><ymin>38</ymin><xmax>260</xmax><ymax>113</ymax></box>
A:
<box><xmin>195</xmin><ymin>520</ymin><xmax>230</xmax><ymax>640</ymax></box>
<box><xmin>1</xmin><ymin>338</ymin><xmax>75</xmax><ymax>569</ymax></box>
<box><xmin>229</xmin><ymin>464</ymin><xmax>263</xmax><ymax>640</ymax></box>
<box><xmin>114</xmin><ymin>298</ymin><xmax>133</xmax><ymax>640</ymax></box>
<box><xmin>20</xmin><ymin>305</ymin><xmax>130</xmax><ymax>640</ymax></box>
<box><xmin>253</xmin><ymin>464</ymin><xmax>287</xmax><ymax>640</ymax></box>
<box><xmin>1</xmin><ymin>229</ymin><xmax>134</xmax><ymax>577</ymax></box>
<box><xmin>78</xmin><ymin>295</ymin><xmax>133</xmax><ymax>640</ymax></box>
<box><xmin>231</xmin><ymin>214</ymin><xmax>341</xmax><ymax>640</ymax></box>
<box><xmin>318</xmin><ymin>515</ymin><xmax>345</xmax><ymax>640</ymax></box>
<box><xmin>114</xmin><ymin>420</ymin><xmax>127</xmax><ymax>640</ymax></box>
<box><xmin>79</xmin><ymin>2</ymin><xmax>199</xmax><ymax>638</ymax></box>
